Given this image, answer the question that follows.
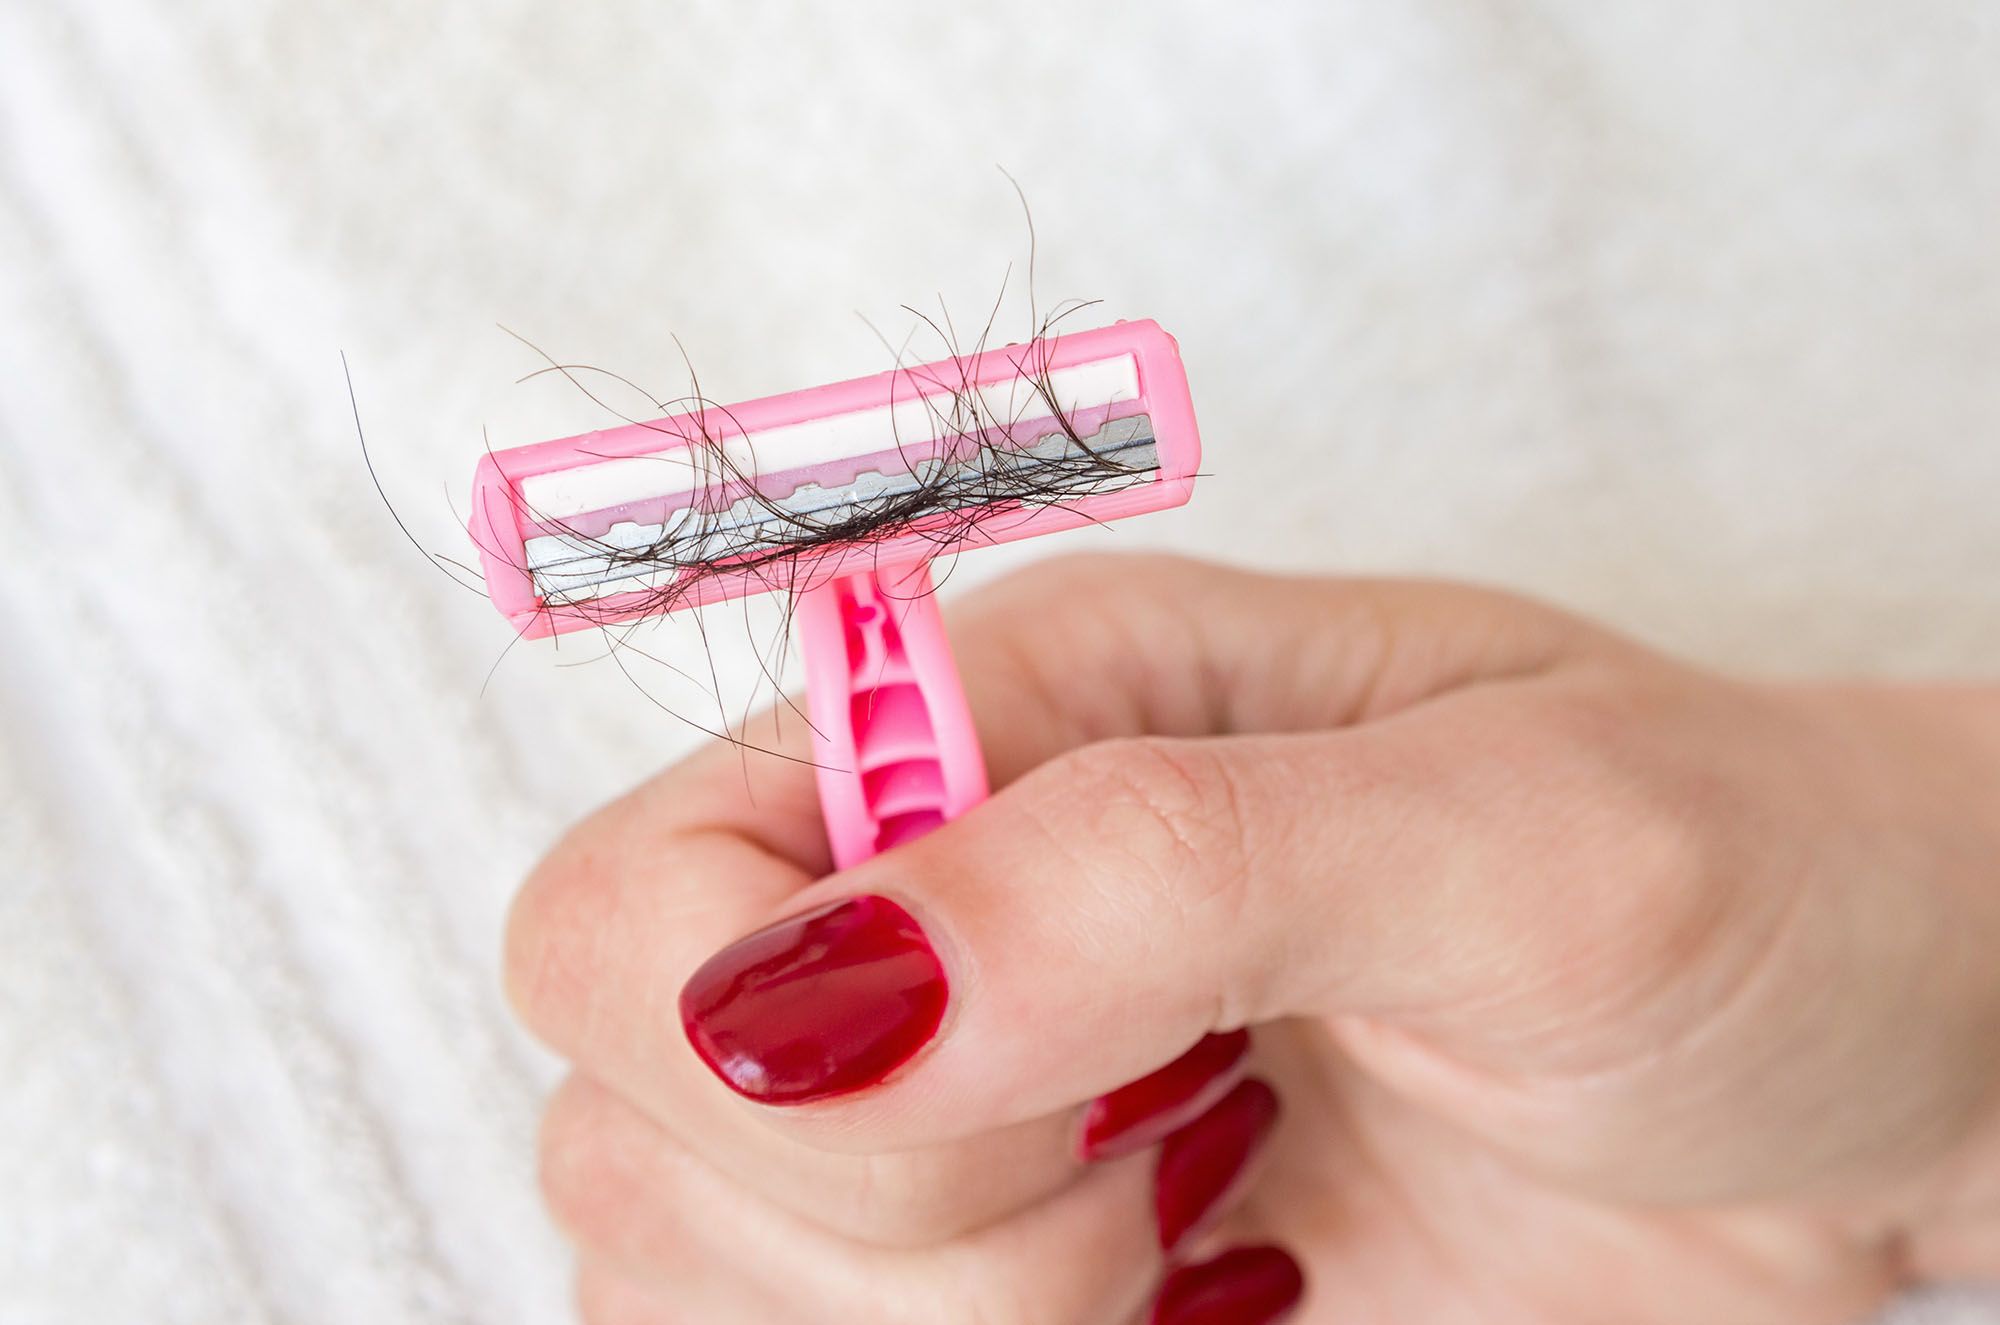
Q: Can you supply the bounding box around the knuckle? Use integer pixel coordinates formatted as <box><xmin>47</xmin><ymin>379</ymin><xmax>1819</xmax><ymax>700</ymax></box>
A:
<box><xmin>1035</xmin><ymin>737</ymin><xmax>1262</xmax><ymax>1023</ymax></box>
<box><xmin>503</xmin><ymin>820</ymin><xmax>621</xmax><ymax>1049</ymax></box>
<box><xmin>1052</xmin><ymin>736</ymin><xmax>1250</xmax><ymax>906</ymax></box>
<box><xmin>1504</xmin><ymin>678</ymin><xmax>1736</xmax><ymax>978</ymax></box>
<box><xmin>982</xmin><ymin>553</ymin><xmax>1228</xmax><ymax>659</ymax></box>
<box><xmin>537</xmin><ymin>1078</ymin><xmax>637</xmax><ymax>1245</ymax></box>
<box><xmin>904</xmin><ymin>1256</ymin><xmax>1051</xmax><ymax>1325</ymax></box>
<box><xmin>1531</xmin><ymin>680</ymin><xmax>1708</xmax><ymax>869</ymax></box>
<box><xmin>963</xmin><ymin>1283</ymin><xmax>1045</xmax><ymax>1325</ymax></box>
<box><xmin>1003</xmin><ymin>549</ymin><xmax>1204</xmax><ymax>598</ymax></box>
<box><xmin>831</xmin><ymin>1152</ymin><xmax>1004</xmax><ymax>1249</ymax></box>
<box><xmin>575</xmin><ymin>1263</ymin><xmax>673</xmax><ymax>1325</ymax></box>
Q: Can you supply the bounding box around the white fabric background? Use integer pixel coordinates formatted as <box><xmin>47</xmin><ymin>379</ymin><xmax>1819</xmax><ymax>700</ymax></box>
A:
<box><xmin>2</xmin><ymin>1</ymin><xmax>1996</xmax><ymax>1321</ymax></box>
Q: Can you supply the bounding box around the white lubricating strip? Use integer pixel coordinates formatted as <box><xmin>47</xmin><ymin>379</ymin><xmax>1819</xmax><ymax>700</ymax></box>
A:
<box><xmin>517</xmin><ymin>355</ymin><xmax>1139</xmax><ymax>521</ymax></box>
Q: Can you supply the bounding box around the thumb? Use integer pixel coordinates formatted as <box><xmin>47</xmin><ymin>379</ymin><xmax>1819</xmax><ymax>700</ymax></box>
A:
<box><xmin>676</xmin><ymin>715</ymin><xmax>1494</xmax><ymax>1152</ymax></box>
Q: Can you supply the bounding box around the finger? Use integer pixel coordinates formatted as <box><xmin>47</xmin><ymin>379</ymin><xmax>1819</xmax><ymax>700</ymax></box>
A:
<box><xmin>677</xmin><ymin>673</ymin><xmax>1629</xmax><ymax>1149</ymax></box>
<box><xmin>546</xmin><ymin>1078</ymin><xmax>1164</xmax><ymax>1325</ymax></box>
<box><xmin>576</xmin><ymin>1254</ymin><xmax>755</xmax><ymax>1325</ymax></box>
<box><xmin>1079</xmin><ymin>1027</ymin><xmax>1256</xmax><ymax>1162</ymax></box>
<box><xmin>505</xmin><ymin>555</ymin><xmax>1442</xmax><ymax>1122</ymax></box>
<box><xmin>503</xmin><ymin>696</ymin><xmax>1092</xmax><ymax>1244</ymax></box>
<box><xmin>546</xmin><ymin>553</ymin><xmax>1592</xmax><ymax>880</ymax></box>
<box><xmin>508</xmin><ymin>558</ymin><xmax>1583</xmax><ymax>1196</ymax></box>
<box><xmin>540</xmin><ymin>1068</ymin><xmax>1285</xmax><ymax>1276</ymax></box>
<box><xmin>508</xmin><ymin>816</ymin><xmax>1087</xmax><ymax>1246</ymax></box>
<box><xmin>1154</xmin><ymin>1078</ymin><xmax>1284</xmax><ymax>1258</ymax></box>
<box><xmin>538</xmin><ymin>1071</ymin><xmax>1077</xmax><ymax>1253</ymax></box>
<box><xmin>575</xmin><ymin>1258</ymin><xmax>677</xmax><ymax>1325</ymax></box>
<box><xmin>1142</xmin><ymin>1246</ymin><xmax>1308</xmax><ymax>1325</ymax></box>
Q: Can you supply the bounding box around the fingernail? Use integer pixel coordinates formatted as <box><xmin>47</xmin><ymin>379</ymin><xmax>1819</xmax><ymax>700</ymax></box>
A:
<box><xmin>1155</xmin><ymin>1078</ymin><xmax>1281</xmax><ymax>1255</ymax></box>
<box><xmin>678</xmin><ymin>895</ymin><xmax>947</xmax><ymax>1105</ymax></box>
<box><xmin>1076</xmin><ymin>1030</ymin><xmax>1253</xmax><ymax>1162</ymax></box>
<box><xmin>1149</xmin><ymin>1244</ymin><xmax>1306</xmax><ymax>1325</ymax></box>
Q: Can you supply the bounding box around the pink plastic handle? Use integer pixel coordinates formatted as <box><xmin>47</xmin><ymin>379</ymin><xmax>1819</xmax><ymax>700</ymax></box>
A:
<box><xmin>795</xmin><ymin>562</ymin><xmax>988</xmax><ymax>869</ymax></box>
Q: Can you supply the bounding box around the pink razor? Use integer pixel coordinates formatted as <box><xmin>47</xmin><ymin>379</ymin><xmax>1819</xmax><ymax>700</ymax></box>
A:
<box><xmin>468</xmin><ymin>319</ymin><xmax>1202</xmax><ymax>868</ymax></box>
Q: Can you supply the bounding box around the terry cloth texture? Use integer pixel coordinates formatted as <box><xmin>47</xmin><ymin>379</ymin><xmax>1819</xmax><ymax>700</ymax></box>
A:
<box><xmin>1</xmin><ymin>2</ymin><xmax>1996</xmax><ymax>1321</ymax></box>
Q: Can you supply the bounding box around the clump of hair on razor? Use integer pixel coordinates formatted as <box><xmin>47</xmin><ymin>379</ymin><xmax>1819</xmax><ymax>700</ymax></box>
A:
<box><xmin>488</xmin><ymin>292</ymin><xmax>1146</xmax><ymax>638</ymax></box>
<box><xmin>360</xmin><ymin>186</ymin><xmax>1146</xmax><ymax>752</ymax></box>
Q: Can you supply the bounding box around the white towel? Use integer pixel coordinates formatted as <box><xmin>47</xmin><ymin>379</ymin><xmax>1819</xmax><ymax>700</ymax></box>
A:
<box><xmin>2</xmin><ymin>1</ymin><xmax>1996</xmax><ymax>1320</ymax></box>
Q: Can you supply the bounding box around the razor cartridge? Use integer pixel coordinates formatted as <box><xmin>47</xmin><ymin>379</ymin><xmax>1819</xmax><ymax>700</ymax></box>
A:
<box><xmin>470</xmin><ymin>318</ymin><xmax>1203</xmax><ymax>866</ymax></box>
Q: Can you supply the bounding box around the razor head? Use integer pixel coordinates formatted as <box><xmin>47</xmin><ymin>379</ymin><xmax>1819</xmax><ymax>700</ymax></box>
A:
<box><xmin>469</xmin><ymin>319</ymin><xmax>1201</xmax><ymax>638</ymax></box>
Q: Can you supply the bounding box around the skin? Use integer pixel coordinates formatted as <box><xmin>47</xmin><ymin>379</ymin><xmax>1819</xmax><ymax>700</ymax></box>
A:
<box><xmin>504</xmin><ymin>553</ymin><xmax>2000</xmax><ymax>1324</ymax></box>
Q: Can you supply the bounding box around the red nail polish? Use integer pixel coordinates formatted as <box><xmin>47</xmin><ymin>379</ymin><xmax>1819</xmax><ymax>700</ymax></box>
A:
<box><xmin>1149</xmin><ymin>1245</ymin><xmax>1305</xmax><ymax>1325</ymax></box>
<box><xmin>1155</xmin><ymin>1078</ymin><xmax>1280</xmax><ymax>1255</ymax></box>
<box><xmin>678</xmin><ymin>895</ymin><xmax>947</xmax><ymax>1105</ymax></box>
<box><xmin>1077</xmin><ymin>1030</ymin><xmax>1253</xmax><ymax>1162</ymax></box>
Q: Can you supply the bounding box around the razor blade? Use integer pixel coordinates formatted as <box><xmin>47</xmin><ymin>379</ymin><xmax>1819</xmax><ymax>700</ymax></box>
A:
<box><xmin>469</xmin><ymin>319</ymin><xmax>1201</xmax><ymax>638</ymax></box>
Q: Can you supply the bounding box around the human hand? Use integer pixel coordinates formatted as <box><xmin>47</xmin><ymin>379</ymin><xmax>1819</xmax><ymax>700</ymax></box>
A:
<box><xmin>505</xmin><ymin>554</ymin><xmax>2000</xmax><ymax>1323</ymax></box>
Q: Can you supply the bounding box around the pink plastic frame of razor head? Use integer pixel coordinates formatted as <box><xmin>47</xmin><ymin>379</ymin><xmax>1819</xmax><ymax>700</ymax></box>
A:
<box><xmin>467</xmin><ymin>319</ymin><xmax>1201</xmax><ymax>639</ymax></box>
